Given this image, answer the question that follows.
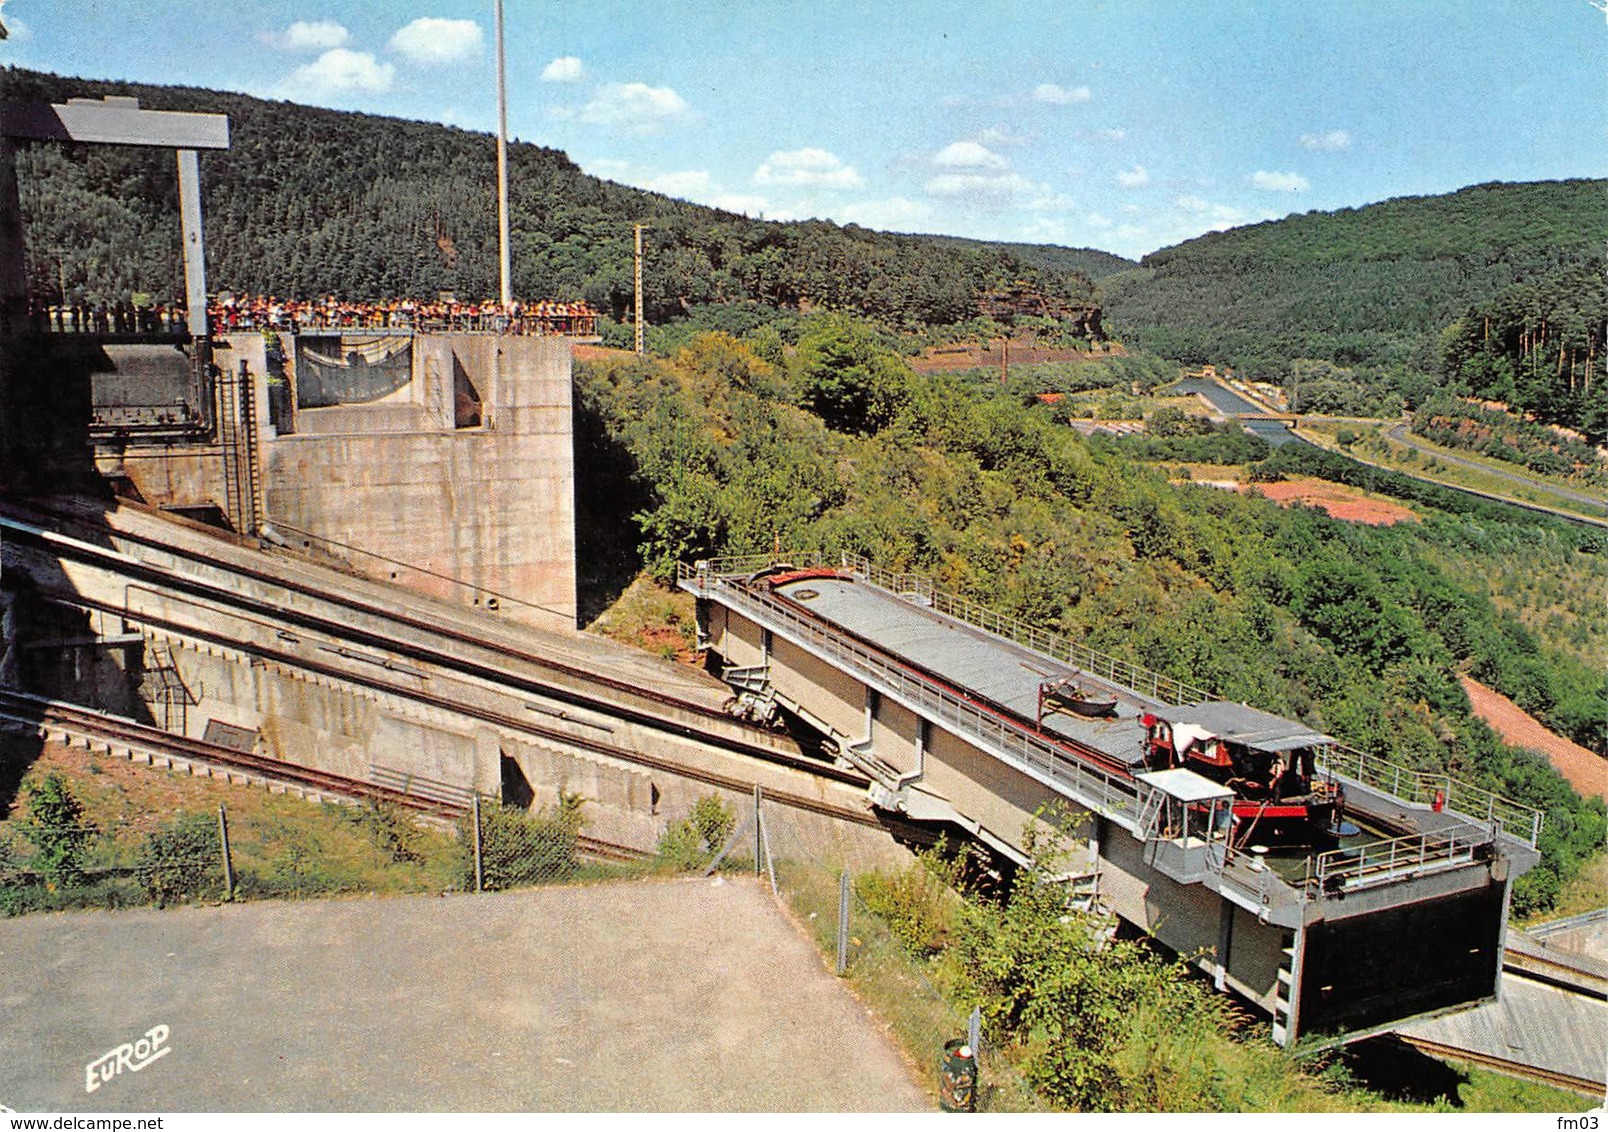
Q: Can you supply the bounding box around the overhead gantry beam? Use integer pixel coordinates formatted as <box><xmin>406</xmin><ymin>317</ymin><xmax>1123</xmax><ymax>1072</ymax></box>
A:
<box><xmin>1</xmin><ymin>96</ymin><xmax>230</xmax><ymax>338</ymax></box>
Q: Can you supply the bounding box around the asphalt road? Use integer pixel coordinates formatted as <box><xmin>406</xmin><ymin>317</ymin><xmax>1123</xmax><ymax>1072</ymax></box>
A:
<box><xmin>0</xmin><ymin>877</ymin><xmax>931</xmax><ymax>1112</ymax></box>
<box><xmin>1384</xmin><ymin>424</ymin><xmax>1608</xmax><ymax>513</ymax></box>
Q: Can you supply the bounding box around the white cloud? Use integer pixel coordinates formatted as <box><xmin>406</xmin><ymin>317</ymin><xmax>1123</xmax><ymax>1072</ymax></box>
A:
<box><xmin>976</xmin><ymin>126</ymin><xmax>1031</xmax><ymax>148</ymax></box>
<box><xmin>541</xmin><ymin>56</ymin><xmax>586</xmax><ymax>82</ymax></box>
<box><xmin>579</xmin><ymin>82</ymin><xmax>690</xmax><ymax>133</ymax></box>
<box><xmin>837</xmin><ymin>196</ymin><xmax>935</xmax><ymax>231</ymax></box>
<box><xmin>1085</xmin><ymin>211</ymin><xmax>1113</xmax><ymax>230</ymax></box>
<box><xmin>282</xmin><ymin>48</ymin><xmax>395</xmax><ymax>97</ymax></box>
<box><xmin>1251</xmin><ymin>169</ymin><xmax>1309</xmax><ymax>192</ymax></box>
<box><xmin>925</xmin><ymin>171</ymin><xmax>1038</xmax><ymax>202</ymax></box>
<box><xmin>934</xmin><ymin>141</ymin><xmax>1007</xmax><ymax>170</ymax></box>
<box><xmin>583</xmin><ymin>157</ymin><xmax>633</xmax><ymax>180</ymax></box>
<box><xmin>1115</xmin><ymin>164</ymin><xmax>1149</xmax><ymax>188</ymax></box>
<box><xmin>1032</xmin><ymin>82</ymin><xmax>1092</xmax><ymax>105</ymax></box>
<box><xmin>1300</xmin><ymin>129</ymin><xmax>1352</xmax><ymax>151</ymax></box>
<box><xmin>1094</xmin><ymin>127</ymin><xmax>1126</xmax><ymax>143</ymax></box>
<box><xmin>645</xmin><ymin>170</ymin><xmax>713</xmax><ymax>198</ymax></box>
<box><xmin>754</xmin><ymin>148</ymin><xmax>863</xmax><ymax>189</ymax></box>
<box><xmin>389</xmin><ymin>18</ymin><xmax>483</xmax><ymax>64</ymax></box>
<box><xmin>1174</xmin><ymin>194</ymin><xmax>1247</xmax><ymax>227</ymax></box>
<box><xmin>710</xmin><ymin>193</ymin><xmax>776</xmax><ymax>218</ymax></box>
<box><xmin>282</xmin><ymin>19</ymin><xmax>348</xmax><ymax>50</ymax></box>
<box><xmin>1</xmin><ymin>11</ymin><xmax>30</xmax><ymax>41</ymax></box>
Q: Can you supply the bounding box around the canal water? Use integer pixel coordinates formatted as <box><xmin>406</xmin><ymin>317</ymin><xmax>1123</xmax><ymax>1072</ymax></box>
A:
<box><xmin>1171</xmin><ymin>377</ymin><xmax>1300</xmax><ymax>447</ymax></box>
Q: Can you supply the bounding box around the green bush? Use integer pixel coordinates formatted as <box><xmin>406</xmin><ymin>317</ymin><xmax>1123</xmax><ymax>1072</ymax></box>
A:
<box><xmin>136</xmin><ymin>811</ymin><xmax>223</xmax><ymax>906</ymax></box>
<box><xmin>856</xmin><ymin>844</ymin><xmax>962</xmax><ymax>958</ymax></box>
<box><xmin>460</xmin><ymin>793</ymin><xmax>584</xmax><ymax>891</ymax></box>
<box><xmin>344</xmin><ymin>800</ymin><xmax>425</xmax><ymax>864</ymax></box>
<box><xmin>21</xmin><ymin>773</ymin><xmax>94</xmax><ymax>887</ymax></box>
<box><xmin>655</xmin><ymin>793</ymin><xmax>736</xmax><ymax>871</ymax></box>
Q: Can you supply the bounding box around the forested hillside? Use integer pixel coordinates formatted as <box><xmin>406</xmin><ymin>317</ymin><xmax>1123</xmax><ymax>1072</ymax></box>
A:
<box><xmin>5</xmin><ymin>67</ymin><xmax>1102</xmax><ymax>331</ymax></box>
<box><xmin>1101</xmin><ymin>181</ymin><xmax>1608</xmax><ymax>438</ymax></box>
<box><xmin>922</xmin><ymin>235</ymin><xmax>1136</xmax><ymax>281</ymax></box>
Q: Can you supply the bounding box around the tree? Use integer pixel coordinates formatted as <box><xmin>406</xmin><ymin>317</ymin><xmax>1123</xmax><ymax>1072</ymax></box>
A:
<box><xmin>795</xmin><ymin>317</ymin><xmax>912</xmax><ymax>434</ymax></box>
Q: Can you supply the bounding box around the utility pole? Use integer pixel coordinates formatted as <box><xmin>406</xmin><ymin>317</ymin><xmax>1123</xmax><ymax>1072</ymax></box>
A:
<box><xmin>494</xmin><ymin>0</ymin><xmax>512</xmax><ymax>309</ymax></box>
<box><xmin>634</xmin><ymin>223</ymin><xmax>646</xmax><ymax>356</ymax></box>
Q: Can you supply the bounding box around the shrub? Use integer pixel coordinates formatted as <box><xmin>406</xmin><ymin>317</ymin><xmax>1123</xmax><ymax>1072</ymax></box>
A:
<box><xmin>655</xmin><ymin>793</ymin><xmax>736</xmax><ymax>871</ymax></box>
<box><xmin>460</xmin><ymin>793</ymin><xmax>584</xmax><ymax>891</ymax></box>
<box><xmin>136</xmin><ymin>811</ymin><xmax>222</xmax><ymax>906</ymax></box>
<box><xmin>21</xmin><ymin>773</ymin><xmax>94</xmax><ymax>887</ymax></box>
<box><xmin>856</xmin><ymin>856</ymin><xmax>957</xmax><ymax>958</ymax></box>
<box><xmin>345</xmin><ymin>800</ymin><xmax>425</xmax><ymax>864</ymax></box>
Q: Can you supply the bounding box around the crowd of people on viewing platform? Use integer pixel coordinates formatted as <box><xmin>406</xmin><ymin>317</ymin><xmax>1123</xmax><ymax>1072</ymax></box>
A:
<box><xmin>29</xmin><ymin>292</ymin><xmax>600</xmax><ymax>338</ymax></box>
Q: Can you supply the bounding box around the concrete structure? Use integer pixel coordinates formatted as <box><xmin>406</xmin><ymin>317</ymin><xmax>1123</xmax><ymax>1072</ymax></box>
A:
<box><xmin>66</xmin><ymin>330</ymin><xmax>580</xmax><ymax>633</ymax></box>
<box><xmin>1</xmin><ymin>500</ymin><xmax>877</xmax><ymax>860</ymax></box>
<box><xmin>681</xmin><ymin>553</ymin><xmax>1545</xmax><ymax>1048</ymax></box>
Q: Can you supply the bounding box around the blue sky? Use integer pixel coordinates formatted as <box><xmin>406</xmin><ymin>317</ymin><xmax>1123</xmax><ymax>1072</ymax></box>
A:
<box><xmin>4</xmin><ymin>0</ymin><xmax>1604</xmax><ymax>259</ymax></box>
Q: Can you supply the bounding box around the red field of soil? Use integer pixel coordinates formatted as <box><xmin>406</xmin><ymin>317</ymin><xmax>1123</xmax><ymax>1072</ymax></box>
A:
<box><xmin>1242</xmin><ymin>479</ymin><xmax>1419</xmax><ymax>526</ymax></box>
<box><xmin>1460</xmin><ymin>675</ymin><xmax>1605</xmax><ymax>801</ymax></box>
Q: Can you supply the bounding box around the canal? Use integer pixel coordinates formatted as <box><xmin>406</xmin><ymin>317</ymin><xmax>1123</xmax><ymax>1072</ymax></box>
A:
<box><xmin>1171</xmin><ymin>377</ymin><xmax>1301</xmax><ymax>447</ymax></box>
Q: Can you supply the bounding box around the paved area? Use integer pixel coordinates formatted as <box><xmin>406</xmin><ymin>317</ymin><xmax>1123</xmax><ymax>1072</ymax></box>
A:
<box><xmin>0</xmin><ymin>877</ymin><xmax>931</xmax><ymax>1112</ymax></box>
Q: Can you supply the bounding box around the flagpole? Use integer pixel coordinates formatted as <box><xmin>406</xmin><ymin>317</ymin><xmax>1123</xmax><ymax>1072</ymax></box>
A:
<box><xmin>494</xmin><ymin>0</ymin><xmax>512</xmax><ymax>309</ymax></box>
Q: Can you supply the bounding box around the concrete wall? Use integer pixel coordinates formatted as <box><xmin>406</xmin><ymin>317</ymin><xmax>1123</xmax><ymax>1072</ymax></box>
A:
<box><xmin>74</xmin><ymin>332</ymin><xmax>578</xmax><ymax>635</ymax></box>
<box><xmin>259</xmin><ymin>333</ymin><xmax>576</xmax><ymax>634</ymax></box>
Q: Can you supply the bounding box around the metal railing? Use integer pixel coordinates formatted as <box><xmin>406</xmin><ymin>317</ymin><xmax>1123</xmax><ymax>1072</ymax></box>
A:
<box><xmin>694</xmin><ymin>552</ymin><xmax>1214</xmax><ymax>707</ymax></box>
<box><xmin>1317</xmin><ymin>746</ymin><xmax>1543</xmax><ymax>849</ymax></box>
<box><xmin>1306</xmin><ymin>829</ymin><xmax>1492</xmax><ymax>895</ymax></box>
<box><xmin>682</xmin><ymin>567</ymin><xmax>1146</xmax><ymax>832</ymax></box>
<box><xmin>688</xmin><ymin>551</ymin><xmax>827</xmax><ymax>580</ymax></box>
<box><xmin>842</xmin><ymin>554</ymin><xmax>1213</xmax><ymax>706</ymax></box>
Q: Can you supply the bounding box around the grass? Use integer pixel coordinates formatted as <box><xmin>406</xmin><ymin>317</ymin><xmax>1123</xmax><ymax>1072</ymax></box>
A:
<box><xmin>1525</xmin><ymin>851</ymin><xmax>1608</xmax><ymax>924</ymax></box>
<box><xmin>0</xmin><ymin>734</ymin><xmax>462</xmax><ymax>909</ymax></box>
<box><xmin>584</xmin><ymin>573</ymin><xmax>700</xmax><ymax>661</ymax></box>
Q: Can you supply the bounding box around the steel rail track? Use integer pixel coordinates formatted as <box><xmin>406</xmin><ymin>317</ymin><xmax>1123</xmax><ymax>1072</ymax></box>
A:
<box><xmin>0</xmin><ymin>688</ymin><xmax>460</xmax><ymax>818</ymax></box>
<box><xmin>0</xmin><ymin>526</ymin><xmax>882</xmax><ymax>826</ymax></box>
<box><xmin>6</xmin><ymin>499</ymin><xmax>740</xmax><ymax>726</ymax></box>
<box><xmin>0</xmin><ymin>508</ymin><xmax>869</xmax><ymax>793</ymax></box>
<box><xmin>3</xmin><ymin>690</ymin><xmax>658</xmax><ymax>864</ymax></box>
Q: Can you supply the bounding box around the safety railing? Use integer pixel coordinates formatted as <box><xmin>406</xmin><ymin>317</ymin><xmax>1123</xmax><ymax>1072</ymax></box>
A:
<box><xmin>841</xmin><ymin>555</ymin><xmax>1212</xmax><ymax>706</ymax></box>
<box><xmin>688</xmin><ymin>570</ymin><xmax>1146</xmax><ymax>832</ymax></box>
<box><xmin>682</xmin><ymin>553</ymin><xmax>1540</xmax><ymax>896</ymax></box>
<box><xmin>1317</xmin><ymin>746</ymin><xmax>1543</xmax><ymax>849</ymax></box>
<box><xmin>1306</xmin><ymin>829</ymin><xmax>1493</xmax><ymax>895</ymax></box>
<box><xmin>685</xmin><ymin>552</ymin><xmax>826</xmax><ymax>583</ymax></box>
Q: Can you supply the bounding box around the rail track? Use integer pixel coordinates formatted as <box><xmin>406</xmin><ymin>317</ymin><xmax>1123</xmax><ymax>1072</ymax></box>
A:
<box><xmin>2</xmin><ymin>689</ymin><xmax>649</xmax><ymax>863</ymax></box>
<box><xmin>0</xmin><ymin>501</ymin><xmax>871</xmax><ymax>799</ymax></box>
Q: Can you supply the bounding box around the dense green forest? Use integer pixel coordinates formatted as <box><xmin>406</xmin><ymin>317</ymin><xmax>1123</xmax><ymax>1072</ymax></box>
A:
<box><xmin>4</xmin><ymin>67</ymin><xmax>1102</xmax><ymax>331</ymax></box>
<box><xmin>1439</xmin><ymin>261</ymin><xmax>1608</xmax><ymax>441</ymax></box>
<box><xmin>575</xmin><ymin>320</ymin><xmax>1605</xmax><ymax>915</ymax></box>
<box><xmin>1101</xmin><ymin>181</ymin><xmax>1608</xmax><ymax>438</ymax></box>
